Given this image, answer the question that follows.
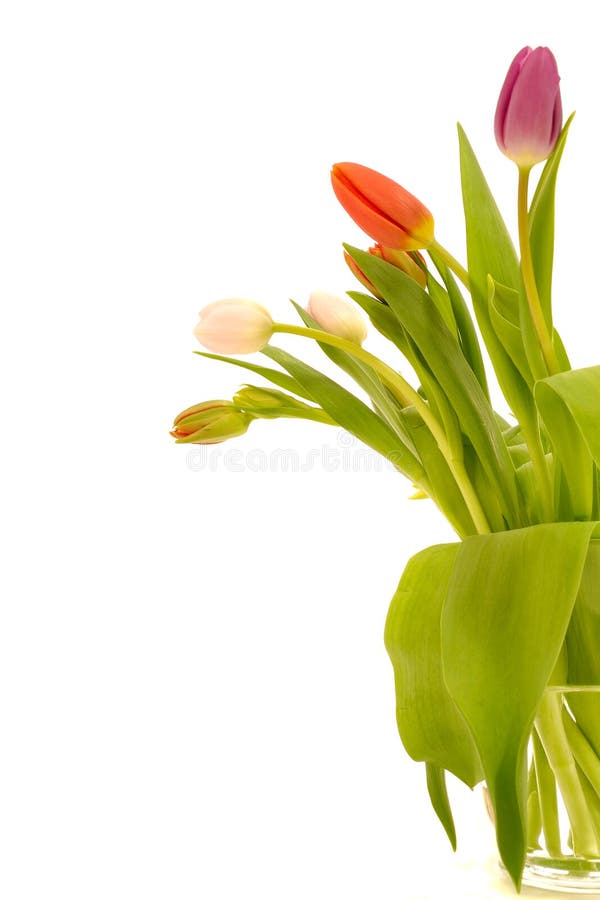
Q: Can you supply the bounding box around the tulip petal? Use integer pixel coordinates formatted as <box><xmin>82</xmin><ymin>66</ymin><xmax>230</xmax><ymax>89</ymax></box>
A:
<box><xmin>494</xmin><ymin>46</ymin><xmax>531</xmax><ymax>150</ymax></box>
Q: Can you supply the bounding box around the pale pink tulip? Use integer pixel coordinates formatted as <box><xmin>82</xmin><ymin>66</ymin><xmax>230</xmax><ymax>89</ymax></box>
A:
<box><xmin>307</xmin><ymin>290</ymin><xmax>367</xmax><ymax>345</ymax></box>
<box><xmin>194</xmin><ymin>298</ymin><xmax>274</xmax><ymax>354</ymax></box>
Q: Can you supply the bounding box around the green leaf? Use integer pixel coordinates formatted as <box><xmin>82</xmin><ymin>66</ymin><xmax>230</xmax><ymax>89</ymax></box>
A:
<box><xmin>262</xmin><ymin>345</ymin><xmax>427</xmax><ymax>486</ymax></box>
<box><xmin>290</xmin><ymin>300</ymin><xmax>416</xmax><ymax>452</ymax></box>
<box><xmin>400</xmin><ymin>407</ymin><xmax>477</xmax><ymax>538</ymax></box>
<box><xmin>384</xmin><ymin>543</ymin><xmax>483</xmax><ymax>789</ymax></box>
<box><xmin>194</xmin><ymin>351</ymin><xmax>316</xmax><ymax>402</ymax></box>
<box><xmin>566</xmin><ymin>540</ymin><xmax>600</xmax><ymax>757</ymax></box>
<box><xmin>535</xmin><ymin>366</ymin><xmax>600</xmax><ymax>519</ymax></box>
<box><xmin>458</xmin><ymin>126</ymin><xmax>540</xmax><ymax>441</ymax></box>
<box><xmin>487</xmin><ymin>278</ymin><xmax>534</xmax><ymax>387</ymax></box>
<box><xmin>441</xmin><ymin>522</ymin><xmax>598</xmax><ymax>888</ymax></box>
<box><xmin>348</xmin><ymin>289</ymin><xmax>465</xmax><ymax>467</ymax></box>
<box><xmin>345</xmin><ymin>246</ymin><xmax>521</xmax><ymax>528</ymax></box>
<box><xmin>422</xmin><ymin>272</ymin><xmax>459</xmax><ymax>340</ymax></box>
<box><xmin>426</xmin><ymin>764</ymin><xmax>457</xmax><ymax>851</ymax></box>
<box><xmin>457</xmin><ymin>124</ymin><xmax>520</xmax><ymax>295</ymax></box>
<box><xmin>347</xmin><ymin>290</ymin><xmax>410</xmax><ymax>354</ymax></box>
<box><xmin>428</xmin><ymin>250</ymin><xmax>490</xmax><ymax>399</ymax></box>
<box><xmin>529</xmin><ymin>113</ymin><xmax>575</xmax><ymax>330</ymax></box>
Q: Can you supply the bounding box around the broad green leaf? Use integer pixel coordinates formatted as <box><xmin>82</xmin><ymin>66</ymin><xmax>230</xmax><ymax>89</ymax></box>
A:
<box><xmin>194</xmin><ymin>351</ymin><xmax>316</xmax><ymax>402</ymax></box>
<box><xmin>529</xmin><ymin>113</ymin><xmax>575</xmax><ymax>329</ymax></box>
<box><xmin>384</xmin><ymin>543</ymin><xmax>483</xmax><ymax>789</ymax></box>
<box><xmin>566</xmin><ymin>540</ymin><xmax>600</xmax><ymax>757</ymax></box>
<box><xmin>262</xmin><ymin>345</ymin><xmax>427</xmax><ymax>487</ymax></box>
<box><xmin>441</xmin><ymin>522</ymin><xmax>598</xmax><ymax>888</ymax></box>
<box><xmin>426</xmin><ymin>764</ymin><xmax>457</xmax><ymax>851</ymax></box>
<box><xmin>535</xmin><ymin>366</ymin><xmax>600</xmax><ymax>519</ymax></box>
<box><xmin>345</xmin><ymin>246</ymin><xmax>521</xmax><ymax>528</ymax></box>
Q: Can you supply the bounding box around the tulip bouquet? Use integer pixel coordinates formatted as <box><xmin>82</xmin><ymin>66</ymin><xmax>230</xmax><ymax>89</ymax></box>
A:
<box><xmin>174</xmin><ymin>48</ymin><xmax>600</xmax><ymax>892</ymax></box>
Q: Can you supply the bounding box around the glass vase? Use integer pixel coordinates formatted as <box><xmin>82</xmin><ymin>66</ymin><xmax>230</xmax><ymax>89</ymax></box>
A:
<box><xmin>487</xmin><ymin>686</ymin><xmax>600</xmax><ymax>893</ymax></box>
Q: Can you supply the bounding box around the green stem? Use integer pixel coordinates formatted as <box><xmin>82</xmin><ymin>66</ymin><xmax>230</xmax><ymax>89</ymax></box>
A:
<box><xmin>430</xmin><ymin>240</ymin><xmax>470</xmax><ymax>290</ymax></box>
<box><xmin>535</xmin><ymin>691</ymin><xmax>600</xmax><ymax>858</ymax></box>
<box><xmin>527</xmin><ymin>753</ymin><xmax>543</xmax><ymax>850</ymax></box>
<box><xmin>532</xmin><ymin>728</ymin><xmax>562</xmax><ymax>857</ymax></box>
<box><xmin>272</xmin><ymin>322</ymin><xmax>491</xmax><ymax>534</ymax></box>
<box><xmin>517</xmin><ymin>167</ymin><xmax>561</xmax><ymax>377</ymax></box>
<box><xmin>562</xmin><ymin>709</ymin><xmax>600</xmax><ymax>801</ymax></box>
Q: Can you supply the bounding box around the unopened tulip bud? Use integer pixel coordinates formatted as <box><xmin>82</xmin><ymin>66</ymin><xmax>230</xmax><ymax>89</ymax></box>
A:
<box><xmin>234</xmin><ymin>386</ymin><xmax>310</xmax><ymax>410</ymax></box>
<box><xmin>171</xmin><ymin>400</ymin><xmax>251</xmax><ymax>444</ymax></box>
<box><xmin>494</xmin><ymin>46</ymin><xmax>562</xmax><ymax>168</ymax></box>
<box><xmin>370</xmin><ymin>244</ymin><xmax>427</xmax><ymax>288</ymax></box>
<box><xmin>307</xmin><ymin>290</ymin><xmax>368</xmax><ymax>345</ymax></box>
<box><xmin>331</xmin><ymin>162</ymin><xmax>434</xmax><ymax>250</ymax></box>
<box><xmin>194</xmin><ymin>298</ymin><xmax>274</xmax><ymax>355</ymax></box>
<box><xmin>344</xmin><ymin>251</ymin><xmax>384</xmax><ymax>299</ymax></box>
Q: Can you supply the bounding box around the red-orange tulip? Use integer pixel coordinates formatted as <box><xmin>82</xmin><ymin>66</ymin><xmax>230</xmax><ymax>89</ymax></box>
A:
<box><xmin>331</xmin><ymin>162</ymin><xmax>434</xmax><ymax>250</ymax></box>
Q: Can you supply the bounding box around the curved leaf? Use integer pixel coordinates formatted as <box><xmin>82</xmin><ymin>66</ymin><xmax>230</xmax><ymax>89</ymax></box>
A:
<box><xmin>384</xmin><ymin>543</ymin><xmax>483</xmax><ymax>789</ymax></box>
<box><xmin>426</xmin><ymin>764</ymin><xmax>457</xmax><ymax>851</ymax></box>
<box><xmin>441</xmin><ymin>522</ymin><xmax>598</xmax><ymax>888</ymax></box>
<box><xmin>194</xmin><ymin>351</ymin><xmax>316</xmax><ymax>401</ymax></box>
<box><xmin>488</xmin><ymin>278</ymin><xmax>534</xmax><ymax>387</ymax></box>
<box><xmin>529</xmin><ymin>113</ymin><xmax>575</xmax><ymax>330</ymax></box>
<box><xmin>535</xmin><ymin>366</ymin><xmax>600</xmax><ymax>519</ymax></box>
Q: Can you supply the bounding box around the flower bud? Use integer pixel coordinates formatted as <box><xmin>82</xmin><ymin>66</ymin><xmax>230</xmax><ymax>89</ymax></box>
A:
<box><xmin>494</xmin><ymin>46</ymin><xmax>562</xmax><ymax>168</ymax></box>
<box><xmin>331</xmin><ymin>162</ymin><xmax>434</xmax><ymax>250</ymax></box>
<box><xmin>171</xmin><ymin>400</ymin><xmax>251</xmax><ymax>444</ymax></box>
<box><xmin>234</xmin><ymin>386</ymin><xmax>318</xmax><ymax>417</ymax></box>
<box><xmin>369</xmin><ymin>244</ymin><xmax>427</xmax><ymax>288</ymax></box>
<box><xmin>194</xmin><ymin>298</ymin><xmax>274</xmax><ymax>355</ymax></box>
<box><xmin>343</xmin><ymin>251</ymin><xmax>383</xmax><ymax>299</ymax></box>
<box><xmin>307</xmin><ymin>290</ymin><xmax>368</xmax><ymax>344</ymax></box>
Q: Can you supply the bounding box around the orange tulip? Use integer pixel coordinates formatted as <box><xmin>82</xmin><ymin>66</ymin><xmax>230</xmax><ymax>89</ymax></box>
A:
<box><xmin>331</xmin><ymin>162</ymin><xmax>434</xmax><ymax>250</ymax></box>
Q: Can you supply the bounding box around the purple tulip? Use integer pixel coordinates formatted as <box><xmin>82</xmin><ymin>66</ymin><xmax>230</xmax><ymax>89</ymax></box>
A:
<box><xmin>494</xmin><ymin>46</ymin><xmax>563</xmax><ymax>168</ymax></box>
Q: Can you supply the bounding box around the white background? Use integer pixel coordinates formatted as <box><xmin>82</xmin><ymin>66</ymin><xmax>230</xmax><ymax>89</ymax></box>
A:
<box><xmin>1</xmin><ymin>1</ymin><xmax>599</xmax><ymax>898</ymax></box>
